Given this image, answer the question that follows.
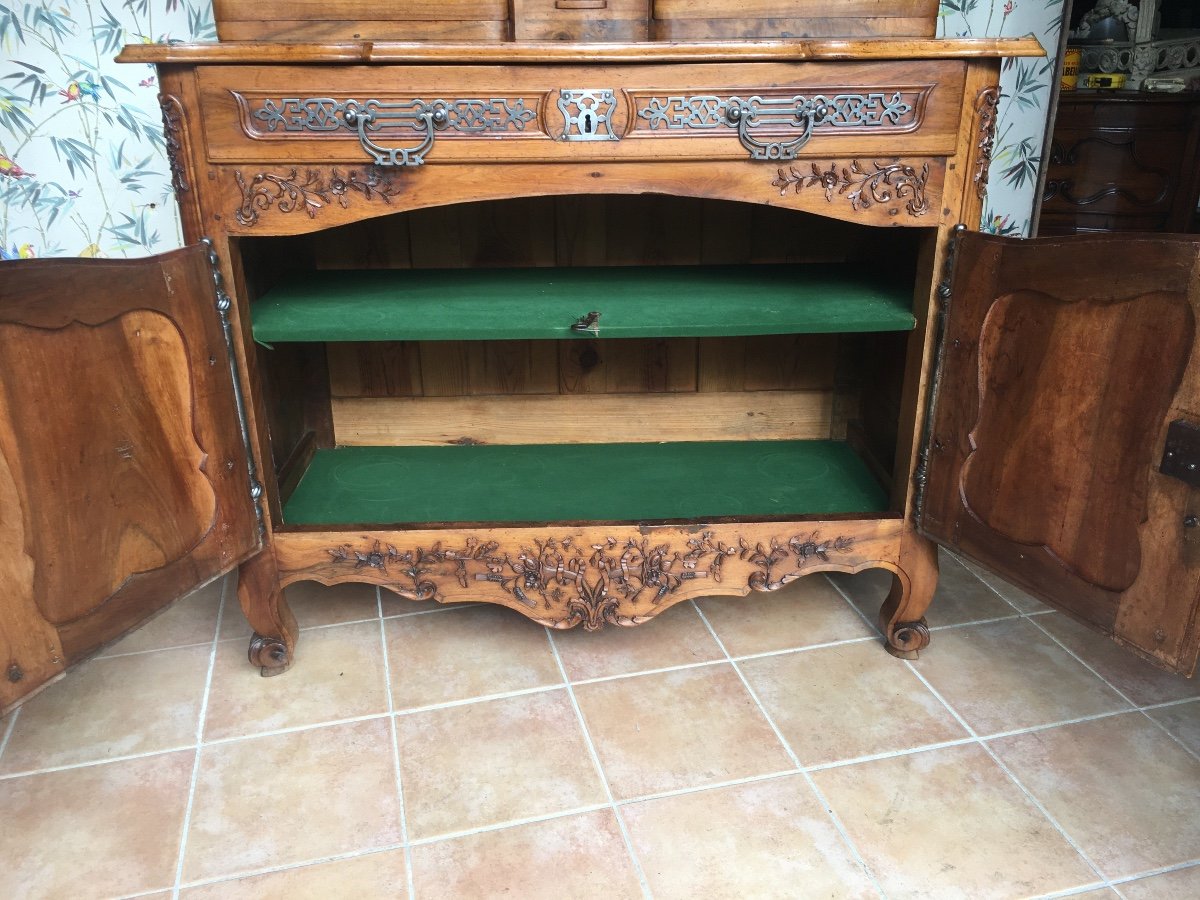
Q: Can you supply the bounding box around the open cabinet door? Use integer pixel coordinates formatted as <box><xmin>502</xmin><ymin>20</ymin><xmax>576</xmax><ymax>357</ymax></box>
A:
<box><xmin>0</xmin><ymin>245</ymin><xmax>262</xmax><ymax>710</ymax></box>
<box><xmin>919</xmin><ymin>231</ymin><xmax>1200</xmax><ymax>676</ymax></box>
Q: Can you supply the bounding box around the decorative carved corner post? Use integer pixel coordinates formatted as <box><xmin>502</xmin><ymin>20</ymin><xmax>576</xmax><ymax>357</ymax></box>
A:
<box><xmin>158</xmin><ymin>91</ymin><xmax>204</xmax><ymax>241</ymax></box>
<box><xmin>972</xmin><ymin>86</ymin><xmax>1001</xmax><ymax>202</ymax></box>
<box><xmin>238</xmin><ymin>550</ymin><xmax>297</xmax><ymax>676</ymax></box>
<box><xmin>878</xmin><ymin>535</ymin><xmax>937</xmax><ymax>659</ymax></box>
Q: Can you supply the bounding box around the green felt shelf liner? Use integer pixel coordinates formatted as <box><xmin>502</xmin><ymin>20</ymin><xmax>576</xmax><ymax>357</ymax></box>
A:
<box><xmin>282</xmin><ymin>441</ymin><xmax>891</xmax><ymax>526</ymax></box>
<box><xmin>252</xmin><ymin>264</ymin><xmax>916</xmax><ymax>343</ymax></box>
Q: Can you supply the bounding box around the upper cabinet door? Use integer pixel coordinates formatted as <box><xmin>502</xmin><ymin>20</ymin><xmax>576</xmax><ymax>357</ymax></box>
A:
<box><xmin>920</xmin><ymin>232</ymin><xmax>1200</xmax><ymax>675</ymax></box>
<box><xmin>0</xmin><ymin>245</ymin><xmax>261</xmax><ymax>710</ymax></box>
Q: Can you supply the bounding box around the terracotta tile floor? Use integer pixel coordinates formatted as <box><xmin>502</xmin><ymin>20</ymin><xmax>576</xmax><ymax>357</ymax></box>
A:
<box><xmin>2</xmin><ymin>552</ymin><xmax>1199</xmax><ymax>899</ymax></box>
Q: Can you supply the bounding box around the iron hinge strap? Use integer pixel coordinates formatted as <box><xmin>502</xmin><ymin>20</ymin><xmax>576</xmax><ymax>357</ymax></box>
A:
<box><xmin>201</xmin><ymin>237</ymin><xmax>266</xmax><ymax>539</ymax></box>
<box><xmin>913</xmin><ymin>222</ymin><xmax>967</xmax><ymax>526</ymax></box>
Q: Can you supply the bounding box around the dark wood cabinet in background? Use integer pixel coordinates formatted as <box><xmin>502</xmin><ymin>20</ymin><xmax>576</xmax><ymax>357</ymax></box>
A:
<box><xmin>1041</xmin><ymin>92</ymin><xmax>1200</xmax><ymax>235</ymax></box>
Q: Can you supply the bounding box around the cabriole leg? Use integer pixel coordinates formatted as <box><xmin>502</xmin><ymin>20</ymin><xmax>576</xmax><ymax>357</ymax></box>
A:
<box><xmin>878</xmin><ymin>534</ymin><xmax>938</xmax><ymax>659</ymax></box>
<box><xmin>237</xmin><ymin>548</ymin><xmax>297</xmax><ymax>677</ymax></box>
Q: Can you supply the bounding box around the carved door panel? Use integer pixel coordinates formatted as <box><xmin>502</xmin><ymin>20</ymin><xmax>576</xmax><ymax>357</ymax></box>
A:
<box><xmin>920</xmin><ymin>231</ymin><xmax>1200</xmax><ymax>675</ymax></box>
<box><xmin>0</xmin><ymin>245</ymin><xmax>260</xmax><ymax>709</ymax></box>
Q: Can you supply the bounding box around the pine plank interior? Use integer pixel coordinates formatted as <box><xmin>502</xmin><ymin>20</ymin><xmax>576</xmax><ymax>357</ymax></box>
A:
<box><xmin>281</xmin><ymin>440</ymin><xmax>891</xmax><ymax>525</ymax></box>
<box><xmin>252</xmin><ymin>265</ymin><xmax>916</xmax><ymax>343</ymax></box>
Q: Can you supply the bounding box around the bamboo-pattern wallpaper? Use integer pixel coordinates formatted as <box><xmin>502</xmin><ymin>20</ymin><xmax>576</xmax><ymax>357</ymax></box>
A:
<box><xmin>0</xmin><ymin>2</ymin><xmax>1060</xmax><ymax>258</ymax></box>
<box><xmin>940</xmin><ymin>0</ymin><xmax>1064</xmax><ymax>236</ymax></box>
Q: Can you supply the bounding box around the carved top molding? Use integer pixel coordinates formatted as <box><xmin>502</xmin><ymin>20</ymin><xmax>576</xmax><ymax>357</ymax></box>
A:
<box><xmin>119</xmin><ymin>37</ymin><xmax>1046</xmax><ymax>66</ymax></box>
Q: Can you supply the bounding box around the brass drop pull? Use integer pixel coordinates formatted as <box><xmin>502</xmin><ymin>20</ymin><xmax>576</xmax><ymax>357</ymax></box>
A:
<box><xmin>344</xmin><ymin>102</ymin><xmax>450</xmax><ymax>167</ymax></box>
<box><xmin>725</xmin><ymin>96</ymin><xmax>835</xmax><ymax>161</ymax></box>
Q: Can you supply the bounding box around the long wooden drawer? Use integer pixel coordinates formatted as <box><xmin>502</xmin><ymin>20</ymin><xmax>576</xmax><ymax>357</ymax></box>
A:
<box><xmin>213</xmin><ymin>0</ymin><xmax>512</xmax><ymax>42</ymax></box>
<box><xmin>197</xmin><ymin>60</ymin><xmax>966</xmax><ymax>166</ymax></box>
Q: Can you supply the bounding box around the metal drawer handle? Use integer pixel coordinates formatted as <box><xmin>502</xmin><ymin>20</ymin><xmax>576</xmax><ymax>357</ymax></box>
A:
<box><xmin>725</xmin><ymin>96</ymin><xmax>834</xmax><ymax>161</ymax></box>
<box><xmin>343</xmin><ymin>101</ymin><xmax>449</xmax><ymax>167</ymax></box>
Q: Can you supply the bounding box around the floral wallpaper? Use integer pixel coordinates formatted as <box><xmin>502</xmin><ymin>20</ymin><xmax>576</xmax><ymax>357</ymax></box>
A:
<box><xmin>1</xmin><ymin>2</ymin><xmax>1061</xmax><ymax>258</ymax></box>
<box><xmin>0</xmin><ymin>1</ymin><xmax>213</xmax><ymax>259</ymax></box>
<box><xmin>940</xmin><ymin>0</ymin><xmax>1065</xmax><ymax>236</ymax></box>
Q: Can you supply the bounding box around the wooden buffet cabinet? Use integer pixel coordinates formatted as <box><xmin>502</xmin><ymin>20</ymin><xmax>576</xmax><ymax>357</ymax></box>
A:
<box><xmin>3</xmin><ymin>4</ymin><xmax>1200</xmax><ymax>710</ymax></box>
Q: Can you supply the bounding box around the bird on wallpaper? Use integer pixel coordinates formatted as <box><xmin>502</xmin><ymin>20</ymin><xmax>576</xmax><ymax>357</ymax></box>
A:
<box><xmin>0</xmin><ymin>154</ymin><xmax>34</xmax><ymax>178</ymax></box>
<box><xmin>59</xmin><ymin>80</ymin><xmax>101</xmax><ymax>103</ymax></box>
<box><xmin>0</xmin><ymin>244</ymin><xmax>36</xmax><ymax>260</ymax></box>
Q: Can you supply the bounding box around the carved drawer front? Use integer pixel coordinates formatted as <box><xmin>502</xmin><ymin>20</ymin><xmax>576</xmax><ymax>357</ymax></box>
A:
<box><xmin>199</xmin><ymin>60</ymin><xmax>964</xmax><ymax>167</ymax></box>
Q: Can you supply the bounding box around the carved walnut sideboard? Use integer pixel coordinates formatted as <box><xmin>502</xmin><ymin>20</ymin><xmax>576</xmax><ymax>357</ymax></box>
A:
<box><xmin>3</xmin><ymin>5</ymin><xmax>1200</xmax><ymax>711</ymax></box>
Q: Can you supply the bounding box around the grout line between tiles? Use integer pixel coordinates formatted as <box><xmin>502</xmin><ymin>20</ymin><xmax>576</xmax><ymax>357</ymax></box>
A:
<box><xmin>201</xmin><ymin>711</ymin><xmax>393</xmax><ymax>747</ymax></box>
<box><xmin>615</xmin><ymin>768</ymin><xmax>803</xmax><ymax>807</ymax></box>
<box><xmin>213</xmin><ymin>614</ymin><xmax>384</xmax><ymax>646</ymax></box>
<box><xmin>1107</xmin><ymin>856</ymin><xmax>1200</xmax><ymax>887</ymax></box>
<box><xmin>171</xmin><ymin>572</ymin><xmax>229</xmax><ymax>899</ymax></box>
<box><xmin>0</xmin><ymin>705</ymin><xmax>19</xmax><ymax>766</ymax></box>
<box><xmin>803</xmin><ymin>737</ymin><xmax>979</xmax><ymax>772</ymax></box>
<box><xmin>545</xmin><ymin>629</ymin><xmax>655</xmax><ymax>900</ymax></box>
<box><xmin>1022</xmin><ymin>615</ymin><xmax>1200</xmax><ymax>764</ymax></box>
<box><xmin>1138</xmin><ymin>695</ymin><xmax>1200</xmax><ymax>713</ymax></box>
<box><xmin>960</xmin><ymin>558</ymin><xmax>1042</xmax><ymax>617</ymax></box>
<box><xmin>926</xmin><ymin>612</ymin><xmax>1023</xmax><ymax>632</ymax></box>
<box><xmin>382</xmin><ymin>603</ymin><xmax>473</xmax><ymax>622</ymax></box>
<box><xmin>392</xmin><ymin>683</ymin><xmax>566</xmax><ymax>717</ymax></box>
<box><xmin>176</xmin><ymin>841</ymin><xmax>407</xmax><ymax>892</ymax></box>
<box><xmin>824</xmin><ymin>572</ymin><xmax>885</xmax><ymax>636</ymax></box>
<box><xmin>99</xmin><ymin>638</ymin><xmax>223</xmax><ymax>659</ymax></box>
<box><xmin>1025</xmin><ymin>881</ymin><xmax>1113</xmax><ymax>899</ymax></box>
<box><xmin>405</xmin><ymin>802</ymin><xmax>613</xmax><ymax>849</ymax></box>
<box><xmin>1023</xmin><ymin>615</ymin><xmax>1140</xmax><ymax>705</ymax></box>
<box><xmin>376</xmin><ymin>586</ymin><xmax>416</xmax><ymax>900</ymax></box>
<box><xmin>978</xmin><ymin>707</ymin><xmax>1146</xmax><ymax>742</ymax></box>
<box><xmin>0</xmin><ymin>743</ymin><xmax>200</xmax><ymax>781</ymax></box>
<box><xmin>902</xmin><ymin>658</ymin><xmax>1117</xmax><ymax>894</ymax></box>
<box><xmin>565</xmin><ymin>633</ymin><xmax>881</xmax><ymax>690</ymax></box>
<box><xmin>691</xmin><ymin>600</ymin><xmax>890</xmax><ymax>900</ymax></box>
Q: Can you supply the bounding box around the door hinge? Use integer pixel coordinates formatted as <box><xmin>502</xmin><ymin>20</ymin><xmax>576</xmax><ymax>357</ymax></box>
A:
<box><xmin>914</xmin><ymin>223</ymin><xmax>967</xmax><ymax>526</ymax></box>
<box><xmin>202</xmin><ymin>237</ymin><xmax>266</xmax><ymax>539</ymax></box>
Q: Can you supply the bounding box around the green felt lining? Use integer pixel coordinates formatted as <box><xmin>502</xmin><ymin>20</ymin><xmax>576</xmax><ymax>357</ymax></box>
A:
<box><xmin>281</xmin><ymin>441</ymin><xmax>891</xmax><ymax>526</ymax></box>
<box><xmin>252</xmin><ymin>264</ymin><xmax>916</xmax><ymax>343</ymax></box>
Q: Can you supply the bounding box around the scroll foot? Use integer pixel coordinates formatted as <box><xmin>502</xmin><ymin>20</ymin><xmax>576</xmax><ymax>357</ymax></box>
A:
<box><xmin>237</xmin><ymin>548</ymin><xmax>297</xmax><ymax>677</ymax></box>
<box><xmin>879</xmin><ymin>534</ymin><xmax>938</xmax><ymax>660</ymax></box>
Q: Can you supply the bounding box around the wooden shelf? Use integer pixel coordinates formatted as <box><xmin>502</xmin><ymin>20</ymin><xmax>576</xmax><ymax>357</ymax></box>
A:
<box><xmin>281</xmin><ymin>440</ymin><xmax>891</xmax><ymax>525</ymax></box>
<box><xmin>252</xmin><ymin>265</ymin><xmax>916</xmax><ymax>343</ymax></box>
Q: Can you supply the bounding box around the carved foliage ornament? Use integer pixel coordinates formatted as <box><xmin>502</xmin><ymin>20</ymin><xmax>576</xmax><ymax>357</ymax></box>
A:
<box><xmin>973</xmin><ymin>86</ymin><xmax>1000</xmax><ymax>201</ymax></box>
<box><xmin>233</xmin><ymin>167</ymin><xmax>401</xmax><ymax>226</ymax></box>
<box><xmin>326</xmin><ymin>531</ymin><xmax>855</xmax><ymax>630</ymax></box>
<box><xmin>772</xmin><ymin>159</ymin><xmax>930</xmax><ymax>217</ymax></box>
<box><xmin>158</xmin><ymin>94</ymin><xmax>189</xmax><ymax>194</ymax></box>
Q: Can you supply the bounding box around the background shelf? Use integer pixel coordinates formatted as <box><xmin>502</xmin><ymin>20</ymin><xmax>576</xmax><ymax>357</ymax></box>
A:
<box><xmin>281</xmin><ymin>440</ymin><xmax>892</xmax><ymax>525</ymax></box>
<box><xmin>252</xmin><ymin>265</ymin><xmax>916</xmax><ymax>343</ymax></box>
